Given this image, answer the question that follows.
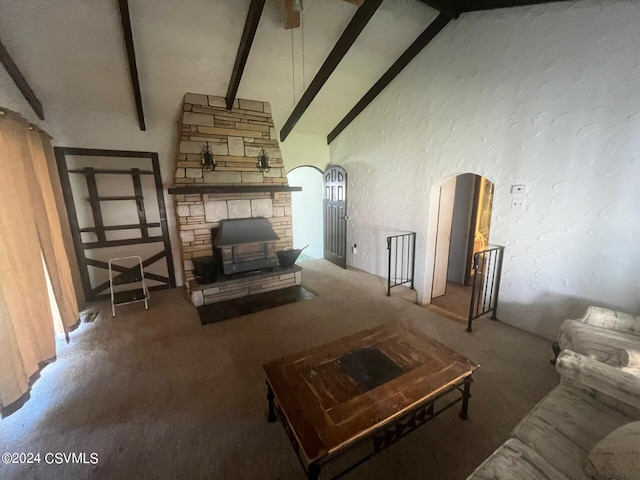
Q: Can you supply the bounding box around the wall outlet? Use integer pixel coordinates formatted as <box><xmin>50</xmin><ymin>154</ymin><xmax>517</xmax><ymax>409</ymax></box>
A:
<box><xmin>511</xmin><ymin>184</ymin><xmax>527</xmax><ymax>194</ymax></box>
<box><xmin>511</xmin><ymin>198</ymin><xmax>526</xmax><ymax>210</ymax></box>
<box><xmin>352</xmin><ymin>244</ymin><xmax>357</xmax><ymax>254</ymax></box>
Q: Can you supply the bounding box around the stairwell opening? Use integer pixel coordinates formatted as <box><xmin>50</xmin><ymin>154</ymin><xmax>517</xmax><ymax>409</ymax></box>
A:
<box><xmin>426</xmin><ymin>173</ymin><xmax>495</xmax><ymax>322</ymax></box>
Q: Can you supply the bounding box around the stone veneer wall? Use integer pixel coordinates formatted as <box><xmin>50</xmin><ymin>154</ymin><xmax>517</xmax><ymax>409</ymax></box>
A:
<box><xmin>173</xmin><ymin>93</ymin><xmax>293</xmax><ymax>290</ymax></box>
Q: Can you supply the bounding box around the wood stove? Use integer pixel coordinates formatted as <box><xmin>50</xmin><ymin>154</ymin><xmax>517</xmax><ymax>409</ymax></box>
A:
<box><xmin>213</xmin><ymin>218</ymin><xmax>280</xmax><ymax>275</ymax></box>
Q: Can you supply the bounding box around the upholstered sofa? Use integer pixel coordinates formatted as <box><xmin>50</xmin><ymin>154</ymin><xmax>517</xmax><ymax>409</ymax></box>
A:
<box><xmin>467</xmin><ymin>350</ymin><xmax>640</xmax><ymax>479</ymax></box>
<box><xmin>557</xmin><ymin>306</ymin><xmax>640</xmax><ymax>369</ymax></box>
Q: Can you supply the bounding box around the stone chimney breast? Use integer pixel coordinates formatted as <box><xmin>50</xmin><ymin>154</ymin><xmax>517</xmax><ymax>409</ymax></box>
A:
<box><xmin>169</xmin><ymin>93</ymin><xmax>300</xmax><ymax>305</ymax></box>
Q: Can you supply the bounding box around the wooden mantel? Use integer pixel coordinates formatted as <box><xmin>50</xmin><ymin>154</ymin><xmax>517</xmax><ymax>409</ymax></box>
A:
<box><xmin>167</xmin><ymin>185</ymin><xmax>302</xmax><ymax>195</ymax></box>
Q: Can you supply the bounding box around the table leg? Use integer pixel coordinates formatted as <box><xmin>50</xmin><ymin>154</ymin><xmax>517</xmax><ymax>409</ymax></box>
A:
<box><xmin>459</xmin><ymin>376</ymin><xmax>473</xmax><ymax>420</ymax></box>
<box><xmin>308</xmin><ymin>463</ymin><xmax>320</xmax><ymax>480</ymax></box>
<box><xmin>266</xmin><ymin>381</ymin><xmax>277</xmax><ymax>423</ymax></box>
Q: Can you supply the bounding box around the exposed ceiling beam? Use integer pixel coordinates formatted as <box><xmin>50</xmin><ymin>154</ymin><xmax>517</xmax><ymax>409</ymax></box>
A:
<box><xmin>279</xmin><ymin>0</ymin><xmax>384</xmax><ymax>142</ymax></box>
<box><xmin>417</xmin><ymin>0</ymin><xmax>461</xmax><ymax>19</ymax></box>
<box><xmin>327</xmin><ymin>14</ymin><xmax>451</xmax><ymax>144</ymax></box>
<box><xmin>0</xmin><ymin>37</ymin><xmax>44</xmax><ymax>120</ymax></box>
<box><xmin>283</xmin><ymin>0</ymin><xmax>301</xmax><ymax>29</ymax></box>
<box><xmin>460</xmin><ymin>0</ymin><xmax>572</xmax><ymax>11</ymax></box>
<box><xmin>117</xmin><ymin>0</ymin><xmax>146</xmax><ymax>131</ymax></box>
<box><xmin>226</xmin><ymin>0</ymin><xmax>267</xmax><ymax>110</ymax></box>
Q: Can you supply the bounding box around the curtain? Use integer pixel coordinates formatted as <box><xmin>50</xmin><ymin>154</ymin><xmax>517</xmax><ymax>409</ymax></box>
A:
<box><xmin>27</xmin><ymin>128</ymin><xmax>80</xmax><ymax>334</ymax></box>
<box><xmin>0</xmin><ymin>108</ymin><xmax>80</xmax><ymax>417</ymax></box>
<box><xmin>41</xmin><ymin>135</ymin><xmax>85</xmax><ymax>310</ymax></box>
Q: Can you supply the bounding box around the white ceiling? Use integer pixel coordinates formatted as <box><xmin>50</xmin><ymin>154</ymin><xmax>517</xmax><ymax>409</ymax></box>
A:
<box><xmin>0</xmin><ymin>0</ymin><xmax>437</xmax><ymax>138</ymax></box>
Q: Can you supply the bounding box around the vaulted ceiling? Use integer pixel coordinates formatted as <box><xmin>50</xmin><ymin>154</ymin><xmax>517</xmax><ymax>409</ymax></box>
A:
<box><xmin>0</xmin><ymin>0</ymin><xmax>570</xmax><ymax>144</ymax></box>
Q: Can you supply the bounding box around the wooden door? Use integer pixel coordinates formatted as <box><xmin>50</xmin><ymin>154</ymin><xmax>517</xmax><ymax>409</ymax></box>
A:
<box><xmin>55</xmin><ymin>148</ymin><xmax>175</xmax><ymax>301</ymax></box>
<box><xmin>464</xmin><ymin>175</ymin><xmax>483</xmax><ymax>286</ymax></box>
<box><xmin>323</xmin><ymin>166</ymin><xmax>347</xmax><ymax>269</ymax></box>
<box><xmin>432</xmin><ymin>177</ymin><xmax>456</xmax><ymax>298</ymax></box>
<box><xmin>447</xmin><ymin>174</ymin><xmax>477</xmax><ymax>286</ymax></box>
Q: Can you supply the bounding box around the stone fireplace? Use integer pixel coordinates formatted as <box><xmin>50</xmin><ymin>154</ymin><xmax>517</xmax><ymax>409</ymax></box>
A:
<box><xmin>168</xmin><ymin>93</ymin><xmax>301</xmax><ymax>306</ymax></box>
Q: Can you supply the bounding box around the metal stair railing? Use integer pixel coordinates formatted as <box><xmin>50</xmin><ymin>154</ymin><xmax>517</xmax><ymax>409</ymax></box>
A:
<box><xmin>467</xmin><ymin>245</ymin><xmax>505</xmax><ymax>332</ymax></box>
<box><xmin>386</xmin><ymin>232</ymin><xmax>417</xmax><ymax>296</ymax></box>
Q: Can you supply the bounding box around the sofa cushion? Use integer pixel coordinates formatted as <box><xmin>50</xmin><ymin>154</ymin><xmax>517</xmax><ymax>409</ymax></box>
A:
<box><xmin>559</xmin><ymin>319</ymin><xmax>640</xmax><ymax>363</ymax></box>
<box><xmin>512</xmin><ymin>384</ymin><xmax>634</xmax><ymax>480</ymax></box>
<box><xmin>467</xmin><ymin>438</ymin><xmax>570</xmax><ymax>480</ymax></box>
<box><xmin>580</xmin><ymin>307</ymin><xmax>640</xmax><ymax>336</ymax></box>
<box><xmin>584</xmin><ymin>421</ymin><xmax>640</xmax><ymax>480</ymax></box>
<box><xmin>606</xmin><ymin>349</ymin><xmax>640</xmax><ymax>369</ymax></box>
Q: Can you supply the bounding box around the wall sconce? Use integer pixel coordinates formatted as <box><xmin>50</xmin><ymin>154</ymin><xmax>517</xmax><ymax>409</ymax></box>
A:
<box><xmin>257</xmin><ymin>148</ymin><xmax>270</xmax><ymax>173</ymax></box>
<box><xmin>201</xmin><ymin>142</ymin><xmax>216</xmax><ymax>171</ymax></box>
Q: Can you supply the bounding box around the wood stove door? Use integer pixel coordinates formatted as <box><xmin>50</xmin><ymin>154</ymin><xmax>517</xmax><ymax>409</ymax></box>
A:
<box><xmin>323</xmin><ymin>165</ymin><xmax>347</xmax><ymax>269</ymax></box>
<box><xmin>55</xmin><ymin>148</ymin><xmax>176</xmax><ymax>301</ymax></box>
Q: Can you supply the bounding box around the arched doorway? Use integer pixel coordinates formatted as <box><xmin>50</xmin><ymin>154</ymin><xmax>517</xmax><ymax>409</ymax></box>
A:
<box><xmin>287</xmin><ymin>166</ymin><xmax>323</xmax><ymax>262</ymax></box>
<box><xmin>427</xmin><ymin>173</ymin><xmax>495</xmax><ymax>320</ymax></box>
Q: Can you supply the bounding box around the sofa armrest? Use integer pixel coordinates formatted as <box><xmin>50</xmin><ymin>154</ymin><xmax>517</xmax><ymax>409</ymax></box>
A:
<box><xmin>556</xmin><ymin>350</ymin><xmax>640</xmax><ymax>410</ymax></box>
<box><xmin>578</xmin><ymin>306</ymin><xmax>640</xmax><ymax>336</ymax></box>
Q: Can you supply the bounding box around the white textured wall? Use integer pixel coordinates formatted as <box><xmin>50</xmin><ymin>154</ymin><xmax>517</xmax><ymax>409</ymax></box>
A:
<box><xmin>281</xmin><ymin>133</ymin><xmax>331</xmax><ymax>171</ymax></box>
<box><xmin>0</xmin><ymin>64</ymin><xmax>40</xmax><ymax>124</ymax></box>
<box><xmin>330</xmin><ymin>0</ymin><xmax>640</xmax><ymax>340</ymax></box>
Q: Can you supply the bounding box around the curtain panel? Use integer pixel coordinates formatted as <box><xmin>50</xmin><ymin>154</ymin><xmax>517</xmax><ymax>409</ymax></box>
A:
<box><xmin>0</xmin><ymin>108</ymin><xmax>80</xmax><ymax>418</ymax></box>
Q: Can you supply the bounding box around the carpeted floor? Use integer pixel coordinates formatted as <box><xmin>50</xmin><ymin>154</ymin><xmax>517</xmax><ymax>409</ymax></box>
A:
<box><xmin>0</xmin><ymin>259</ymin><xmax>559</xmax><ymax>480</ymax></box>
<box><xmin>430</xmin><ymin>282</ymin><xmax>473</xmax><ymax>321</ymax></box>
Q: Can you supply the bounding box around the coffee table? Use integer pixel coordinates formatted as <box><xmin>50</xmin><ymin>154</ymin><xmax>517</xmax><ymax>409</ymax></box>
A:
<box><xmin>263</xmin><ymin>321</ymin><xmax>480</xmax><ymax>479</ymax></box>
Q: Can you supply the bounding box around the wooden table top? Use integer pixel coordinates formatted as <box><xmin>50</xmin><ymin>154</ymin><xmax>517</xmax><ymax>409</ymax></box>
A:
<box><xmin>263</xmin><ymin>321</ymin><xmax>479</xmax><ymax>466</ymax></box>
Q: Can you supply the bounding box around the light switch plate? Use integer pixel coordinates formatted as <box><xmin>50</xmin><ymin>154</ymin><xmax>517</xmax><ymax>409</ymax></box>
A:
<box><xmin>511</xmin><ymin>184</ymin><xmax>527</xmax><ymax>194</ymax></box>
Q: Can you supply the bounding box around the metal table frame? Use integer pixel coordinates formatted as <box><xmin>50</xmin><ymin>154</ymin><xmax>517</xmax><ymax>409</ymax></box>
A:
<box><xmin>266</xmin><ymin>374</ymin><xmax>473</xmax><ymax>480</ymax></box>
